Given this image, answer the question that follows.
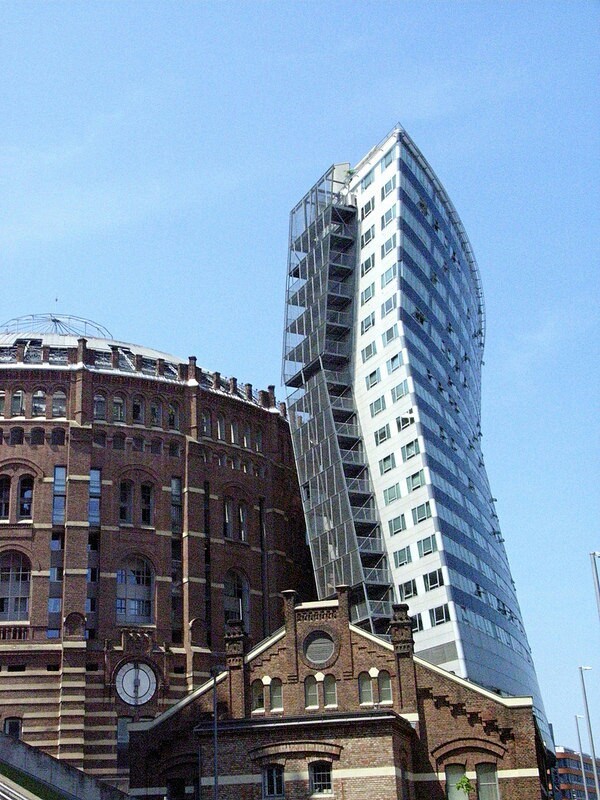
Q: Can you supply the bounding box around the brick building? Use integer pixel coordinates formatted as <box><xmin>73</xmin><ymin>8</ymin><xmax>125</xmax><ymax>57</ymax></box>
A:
<box><xmin>554</xmin><ymin>746</ymin><xmax>600</xmax><ymax>799</ymax></box>
<box><xmin>129</xmin><ymin>587</ymin><xmax>550</xmax><ymax>800</ymax></box>
<box><xmin>0</xmin><ymin>316</ymin><xmax>312</xmax><ymax>790</ymax></box>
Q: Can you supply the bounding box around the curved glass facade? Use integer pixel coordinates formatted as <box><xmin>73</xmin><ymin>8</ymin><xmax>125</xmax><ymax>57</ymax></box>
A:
<box><xmin>283</xmin><ymin>126</ymin><xmax>550</xmax><ymax>744</ymax></box>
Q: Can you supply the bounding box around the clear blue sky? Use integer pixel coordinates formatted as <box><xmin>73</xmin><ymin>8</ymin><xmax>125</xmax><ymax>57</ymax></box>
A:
<box><xmin>1</xmin><ymin>1</ymin><xmax>598</xmax><ymax>748</ymax></box>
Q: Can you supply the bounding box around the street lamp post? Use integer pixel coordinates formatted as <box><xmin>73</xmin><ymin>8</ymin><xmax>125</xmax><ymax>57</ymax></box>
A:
<box><xmin>591</xmin><ymin>552</ymin><xmax>600</xmax><ymax>625</ymax></box>
<box><xmin>575</xmin><ymin>715</ymin><xmax>590</xmax><ymax>800</ymax></box>
<box><xmin>579</xmin><ymin>666</ymin><xmax>600</xmax><ymax>800</ymax></box>
<box><xmin>210</xmin><ymin>666</ymin><xmax>222</xmax><ymax>800</ymax></box>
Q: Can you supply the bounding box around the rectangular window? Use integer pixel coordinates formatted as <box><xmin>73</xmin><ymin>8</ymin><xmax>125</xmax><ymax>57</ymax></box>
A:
<box><xmin>399</xmin><ymin>579</ymin><xmax>417</xmax><ymax>600</ymax></box>
<box><xmin>360</xmin><ymin>225</ymin><xmax>375</xmax><ymax>248</ymax></box>
<box><xmin>411</xmin><ymin>612</ymin><xmax>423</xmax><ymax>633</ymax></box>
<box><xmin>386</xmin><ymin>352</ymin><xmax>403</xmax><ymax>373</ymax></box>
<box><xmin>360</xmin><ymin>283</ymin><xmax>375</xmax><ymax>305</ymax></box>
<box><xmin>388</xmin><ymin>514</ymin><xmax>406</xmax><ymax>536</ymax></box>
<box><xmin>47</xmin><ymin>598</ymin><xmax>62</xmax><ymax>613</ymax></box>
<box><xmin>397</xmin><ymin>410</ymin><xmax>415</xmax><ymax>431</ymax></box>
<box><xmin>407</xmin><ymin>469</ymin><xmax>425</xmax><ymax>492</ymax></box>
<box><xmin>365</xmin><ymin>369</ymin><xmax>380</xmax><ymax>389</ymax></box>
<box><xmin>369</xmin><ymin>396</ymin><xmax>386</xmax><ymax>417</ymax></box>
<box><xmin>89</xmin><ymin>469</ymin><xmax>101</xmax><ymax>526</ymax></box>
<box><xmin>382</xmin><ymin>325</ymin><xmax>399</xmax><ymax>346</ymax></box>
<box><xmin>381</xmin><ymin>174</ymin><xmax>397</xmax><ymax>200</ymax></box>
<box><xmin>424</xmin><ymin>568</ymin><xmax>444</xmax><ymax>591</ymax></box>
<box><xmin>383</xmin><ymin>483</ymin><xmax>401</xmax><ymax>505</ymax></box>
<box><xmin>379</xmin><ymin>454</ymin><xmax>396</xmax><ymax>475</ymax></box>
<box><xmin>391</xmin><ymin>380</ymin><xmax>409</xmax><ymax>403</ymax></box>
<box><xmin>171</xmin><ymin>477</ymin><xmax>182</xmax><ymax>532</ymax></box>
<box><xmin>361</xmin><ymin>342</ymin><xmax>377</xmax><ymax>363</ymax></box>
<box><xmin>374</xmin><ymin>424</ymin><xmax>390</xmax><ymax>446</ymax></box>
<box><xmin>381</xmin><ymin>263</ymin><xmax>397</xmax><ymax>288</ymax></box>
<box><xmin>49</xmin><ymin>567</ymin><xmax>63</xmax><ymax>582</ymax></box>
<box><xmin>50</xmin><ymin>531</ymin><xmax>64</xmax><ymax>551</ymax></box>
<box><xmin>381</xmin><ymin>204</ymin><xmax>397</xmax><ymax>230</ymax></box>
<box><xmin>360</xmin><ymin>254</ymin><xmax>375</xmax><ymax>276</ymax></box>
<box><xmin>361</xmin><ymin>169</ymin><xmax>374</xmax><ymax>191</ymax></box>
<box><xmin>381</xmin><ymin>148</ymin><xmax>394</xmax><ymax>170</ymax></box>
<box><xmin>412</xmin><ymin>501</ymin><xmax>431</xmax><ymax>524</ymax></box>
<box><xmin>430</xmin><ymin>603</ymin><xmax>450</xmax><ymax>626</ymax></box>
<box><xmin>417</xmin><ymin>534</ymin><xmax>437</xmax><ymax>558</ymax></box>
<box><xmin>381</xmin><ymin>233</ymin><xmax>397</xmax><ymax>258</ymax></box>
<box><xmin>381</xmin><ymin>295</ymin><xmax>397</xmax><ymax>318</ymax></box>
<box><xmin>393</xmin><ymin>546</ymin><xmax>411</xmax><ymax>567</ymax></box>
<box><xmin>87</xmin><ymin>567</ymin><xmax>98</xmax><ymax>583</ymax></box>
<box><xmin>360</xmin><ymin>196</ymin><xmax>375</xmax><ymax>219</ymax></box>
<box><xmin>361</xmin><ymin>312</ymin><xmax>375</xmax><ymax>334</ymax></box>
<box><xmin>141</xmin><ymin>485</ymin><xmax>153</xmax><ymax>526</ymax></box>
<box><xmin>401</xmin><ymin>438</ymin><xmax>420</xmax><ymax>461</ymax></box>
<box><xmin>52</xmin><ymin>467</ymin><xmax>66</xmax><ymax>525</ymax></box>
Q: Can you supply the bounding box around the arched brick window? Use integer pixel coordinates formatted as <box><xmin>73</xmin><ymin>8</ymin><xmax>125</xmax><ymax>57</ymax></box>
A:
<box><xmin>18</xmin><ymin>476</ymin><xmax>33</xmax><ymax>519</ymax></box>
<box><xmin>52</xmin><ymin>390</ymin><xmax>67</xmax><ymax>418</ymax></box>
<box><xmin>0</xmin><ymin>476</ymin><xmax>10</xmax><ymax>519</ymax></box>
<box><xmin>0</xmin><ymin>551</ymin><xmax>31</xmax><ymax>621</ymax></box>
<box><xmin>358</xmin><ymin>672</ymin><xmax>373</xmax><ymax>705</ymax></box>
<box><xmin>32</xmin><ymin>390</ymin><xmax>46</xmax><ymax>417</ymax></box>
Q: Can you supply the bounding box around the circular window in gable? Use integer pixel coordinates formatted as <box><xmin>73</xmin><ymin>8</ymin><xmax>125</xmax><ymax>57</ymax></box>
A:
<box><xmin>304</xmin><ymin>631</ymin><xmax>335</xmax><ymax>665</ymax></box>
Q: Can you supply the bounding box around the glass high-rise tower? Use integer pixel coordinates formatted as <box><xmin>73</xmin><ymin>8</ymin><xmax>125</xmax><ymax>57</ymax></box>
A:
<box><xmin>283</xmin><ymin>125</ymin><xmax>549</xmax><ymax>742</ymax></box>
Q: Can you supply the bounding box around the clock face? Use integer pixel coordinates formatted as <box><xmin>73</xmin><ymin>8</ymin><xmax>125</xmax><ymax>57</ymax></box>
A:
<box><xmin>115</xmin><ymin>661</ymin><xmax>157</xmax><ymax>706</ymax></box>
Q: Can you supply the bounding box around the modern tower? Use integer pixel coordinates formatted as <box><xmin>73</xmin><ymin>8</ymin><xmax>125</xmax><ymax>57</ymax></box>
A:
<box><xmin>283</xmin><ymin>125</ymin><xmax>550</xmax><ymax>742</ymax></box>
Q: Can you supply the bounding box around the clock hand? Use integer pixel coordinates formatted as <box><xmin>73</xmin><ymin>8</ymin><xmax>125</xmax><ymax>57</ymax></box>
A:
<box><xmin>133</xmin><ymin>665</ymin><xmax>140</xmax><ymax>701</ymax></box>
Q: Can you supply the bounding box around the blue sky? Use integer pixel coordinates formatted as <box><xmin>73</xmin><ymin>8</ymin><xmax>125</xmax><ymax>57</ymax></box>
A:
<box><xmin>1</xmin><ymin>1</ymin><xmax>598</xmax><ymax>747</ymax></box>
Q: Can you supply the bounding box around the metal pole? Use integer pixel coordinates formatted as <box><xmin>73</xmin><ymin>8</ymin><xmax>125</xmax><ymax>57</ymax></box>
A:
<box><xmin>576</xmin><ymin>715</ymin><xmax>590</xmax><ymax>800</ymax></box>
<box><xmin>579</xmin><ymin>667</ymin><xmax>600</xmax><ymax>800</ymax></box>
<box><xmin>591</xmin><ymin>552</ymin><xmax>600</xmax><ymax>626</ymax></box>
<box><xmin>212</xmin><ymin>668</ymin><xmax>218</xmax><ymax>800</ymax></box>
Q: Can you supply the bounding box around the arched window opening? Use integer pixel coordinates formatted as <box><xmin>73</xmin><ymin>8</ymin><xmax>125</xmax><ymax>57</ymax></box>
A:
<box><xmin>323</xmin><ymin>674</ymin><xmax>337</xmax><ymax>707</ymax></box>
<box><xmin>378</xmin><ymin>670</ymin><xmax>392</xmax><ymax>703</ymax></box>
<box><xmin>309</xmin><ymin>761</ymin><xmax>332</xmax><ymax>795</ymax></box>
<box><xmin>263</xmin><ymin>765</ymin><xmax>284</xmax><ymax>799</ymax></box>
<box><xmin>92</xmin><ymin>430</ymin><xmax>105</xmax><ymax>448</ymax></box>
<box><xmin>476</xmin><ymin>763</ymin><xmax>499</xmax><ymax>800</ymax></box>
<box><xmin>32</xmin><ymin>390</ymin><xmax>46</xmax><ymax>417</ymax></box>
<box><xmin>243</xmin><ymin>425</ymin><xmax>251</xmax><ymax>449</ymax></box>
<box><xmin>11</xmin><ymin>390</ymin><xmax>24</xmax><ymax>417</ymax></box>
<box><xmin>113</xmin><ymin>433</ymin><xmax>126</xmax><ymax>451</ymax></box>
<box><xmin>200</xmin><ymin>412</ymin><xmax>211</xmax><ymax>437</ymax></box>
<box><xmin>223</xmin><ymin>498</ymin><xmax>233</xmax><ymax>538</ymax></box>
<box><xmin>10</xmin><ymin>427</ymin><xmax>24</xmax><ymax>446</ymax></box>
<box><xmin>270</xmin><ymin>678</ymin><xmax>283</xmax><ymax>711</ymax></box>
<box><xmin>112</xmin><ymin>395</ymin><xmax>126</xmax><ymax>423</ymax></box>
<box><xmin>151</xmin><ymin>439</ymin><xmax>162</xmax><ymax>455</ymax></box>
<box><xmin>52</xmin><ymin>390</ymin><xmax>67</xmax><ymax>418</ymax></box>
<box><xmin>116</xmin><ymin>557</ymin><xmax>153</xmax><ymax>624</ymax></box>
<box><xmin>30</xmin><ymin>427</ymin><xmax>45</xmax><ymax>445</ymax></box>
<box><xmin>216</xmin><ymin>415</ymin><xmax>226</xmax><ymax>441</ymax></box>
<box><xmin>51</xmin><ymin>428</ymin><xmax>66</xmax><ymax>446</ymax></box>
<box><xmin>141</xmin><ymin>483</ymin><xmax>154</xmax><ymax>526</ymax></box>
<box><xmin>358</xmin><ymin>672</ymin><xmax>373</xmax><ymax>705</ymax></box>
<box><xmin>0</xmin><ymin>477</ymin><xmax>10</xmax><ymax>519</ymax></box>
<box><xmin>255</xmin><ymin>428</ymin><xmax>263</xmax><ymax>452</ymax></box>
<box><xmin>251</xmin><ymin>679</ymin><xmax>265</xmax><ymax>712</ymax></box>
<box><xmin>119</xmin><ymin>481</ymin><xmax>133</xmax><ymax>524</ymax></box>
<box><xmin>167</xmin><ymin>403</ymin><xmax>180</xmax><ymax>430</ymax></box>
<box><xmin>304</xmin><ymin>675</ymin><xmax>318</xmax><ymax>708</ymax></box>
<box><xmin>0</xmin><ymin>552</ymin><xmax>31</xmax><ymax>621</ymax></box>
<box><xmin>445</xmin><ymin>765</ymin><xmax>467</xmax><ymax>800</ymax></box>
<box><xmin>230</xmin><ymin>420</ymin><xmax>239</xmax><ymax>444</ymax></box>
<box><xmin>0</xmin><ymin>391</ymin><xmax>5</xmax><ymax>417</ymax></box>
<box><xmin>132</xmin><ymin>396</ymin><xmax>145</xmax><ymax>424</ymax></box>
<box><xmin>238</xmin><ymin>502</ymin><xmax>248</xmax><ymax>541</ymax></box>
<box><xmin>223</xmin><ymin>570</ymin><xmax>249</xmax><ymax>631</ymax></box>
<box><xmin>18</xmin><ymin>477</ymin><xmax>34</xmax><ymax>519</ymax></box>
<box><xmin>150</xmin><ymin>400</ymin><xmax>162</xmax><ymax>427</ymax></box>
<box><xmin>93</xmin><ymin>394</ymin><xmax>106</xmax><ymax>420</ymax></box>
